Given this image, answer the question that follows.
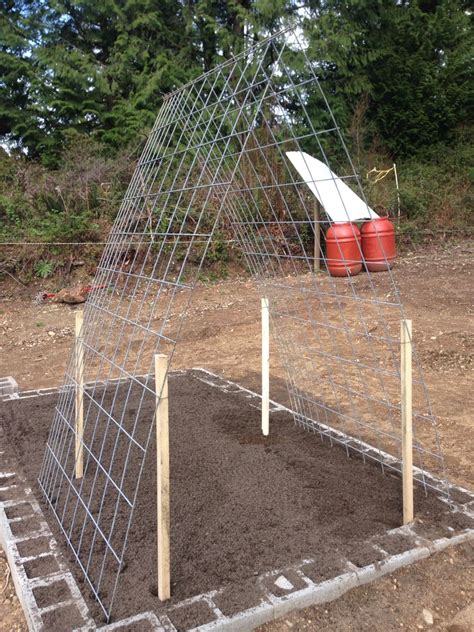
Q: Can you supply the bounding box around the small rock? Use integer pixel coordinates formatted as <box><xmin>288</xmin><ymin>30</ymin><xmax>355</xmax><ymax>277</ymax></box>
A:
<box><xmin>422</xmin><ymin>608</ymin><xmax>434</xmax><ymax>626</ymax></box>
<box><xmin>47</xmin><ymin>330</ymin><xmax>55</xmax><ymax>337</ymax></box>
<box><xmin>275</xmin><ymin>575</ymin><xmax>293</xmax><ymax>591</ymax></box>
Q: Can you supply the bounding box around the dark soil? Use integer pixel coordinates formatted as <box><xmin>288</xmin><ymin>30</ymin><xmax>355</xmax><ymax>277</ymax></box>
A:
<box><xmin>0</xmin><ymin>372</ymin><xmax>460</xmax><ymax>626</ymax></box>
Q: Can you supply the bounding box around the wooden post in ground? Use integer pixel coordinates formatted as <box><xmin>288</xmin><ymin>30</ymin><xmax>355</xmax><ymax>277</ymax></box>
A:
<box><xmin>401</xmin><ymin>319</ymin><xmax>414</xmax><ymax>525</ymax></box>
<box><xmin>393</xmin><ymin>162</ymin><xmax>401</xmax><ymax>220</ymax></box>
<box><xmin>75</xmin><ymin>310</ymin><xmax>84</xmax><ymax>480</ymax></box>
<box><xmin>262</xmin><ymin>298</ymin><xmax>270</xmax><ymax>436</ymax></box>
<box><xmin>314</xmin><ymin>199</ymin><xmax>321</xmax><ymax>272</ymax></box>
<box><xmin>155</xmin><ymin>353</ymin><xmax>170</xmax><ymax>601</ymax></box>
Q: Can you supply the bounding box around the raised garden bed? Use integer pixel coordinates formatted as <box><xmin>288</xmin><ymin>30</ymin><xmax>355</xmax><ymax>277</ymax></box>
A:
<box><xmin>1</xmin><ymin>370</ymin><xmax>473</xmax><ymax>631</ymax></box>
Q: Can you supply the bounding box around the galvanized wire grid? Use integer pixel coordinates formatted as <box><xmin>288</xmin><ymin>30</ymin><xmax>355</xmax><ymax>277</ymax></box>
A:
<box><xmin>38</xmin><ymin>28</ymin><xmax>448</xmax><ymax>621</ymax></box>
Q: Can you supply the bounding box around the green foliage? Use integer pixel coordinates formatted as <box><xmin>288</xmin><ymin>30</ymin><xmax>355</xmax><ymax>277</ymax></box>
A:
<box><xmin>1</xmin><ymin>1</ymin><xmax>303</xmax><ymax>162</ymax></box>
<box><xmin>0</xmin><ymin>135</ymin><xmax>132</xmax><ymax>243</ymax></box>
<box><xmin>2</xmin><ymin>1</ymin><xmax>471</xmax><ymax>161</ymax></box>
<box><xmin>369</xmin><ymin>2</ymin><xmax>472</xmax><ymax>156</ymax></box>
<box><xmin>34</xmin><ymin>260</ymin><xmax>55</xmax><ymax>279</ymax></box>
<box><xmin>396</xmin><ymin>134</ymin><xmax>473</xmax><ymax>228</ymax></box>
<box><xmin>355</xmin><ymin>127</ymin><xmax>473</xmax><ymax>236</ymax></box>
<box><xmin>206</xmin><ymin>231</ymin><xmax>229</xmax><ymax>264</ymax></box>
<box><xmin>303</xmin><ymin>0</ymin><xmax>472</xmax><ymax>156</ymax></box>
<box><xmin>1</xmin><ymin>0</ymin><xmax>193</xmax><ymax>162</ymax></box>
<box><xmin>0</xmin><ymin>0</ymin><xmax>472</xmax><ymax>272</ymax></box>
<box><xmin>0</xmin><ymin>2</ymin><xmax>48</xmax><ymax>154</ymax></box>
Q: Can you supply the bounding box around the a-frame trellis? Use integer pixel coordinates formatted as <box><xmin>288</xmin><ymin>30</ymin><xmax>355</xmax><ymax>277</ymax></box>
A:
<box><xmin>38</xmin><ymin>27</ymin><xmax>447</xmax><ymax>620</ymax></box>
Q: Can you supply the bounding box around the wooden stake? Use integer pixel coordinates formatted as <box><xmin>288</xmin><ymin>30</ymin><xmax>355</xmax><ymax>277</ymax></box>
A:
<box><xmin>314</xmin><ymin>200</ymin><xmax>321</xmax><ymax>272</ymax></box>
<box><xmin>393</xmin><ymin>162</ymin><xmax>401</xmax><ymax>220</ymax></box>
<box><xmin>401</xmin><ymin>319</ymin><xmax>413</xmax><ymax>525</ymax></box>
<box><xmin>262</xmin><ymin>298</ymin><xmax>270</xmax><ymax>436</ymax></box>
<box><xmin>155</xmin><ymin>353</ymin><xmax>170</xmax><ymax>601</ymax></box>
<box><xmin>75</xmin><ymin>310</ymin><xmax>84</xmax><ymax>480</ymax></box>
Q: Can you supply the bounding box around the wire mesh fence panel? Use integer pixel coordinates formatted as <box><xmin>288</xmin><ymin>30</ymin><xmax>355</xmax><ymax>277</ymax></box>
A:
<box><xmin>39</xmin><ymin>27</ymin><xmax>448</xmax><ymax>620</ymax></box>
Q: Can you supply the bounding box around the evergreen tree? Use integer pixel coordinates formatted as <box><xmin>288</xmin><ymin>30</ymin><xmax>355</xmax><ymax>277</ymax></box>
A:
<box><xmin>0</xmin><ymin>1</ymin><xmax>49</xmax><ymax>157</ymax></box>
<box><xmin>0</xmin><ymin>0</ymin><xmax>471</xmax><ymax>161</ymax></box>
<box><xmin>1</xmin><ymin>1</ymin><xmax>193</xmax><ymax>162</ymax></box>
<box><xmin>303</xmin><ymin>0</ymin><xmax>473</xmax><ymax>156</ymax></box>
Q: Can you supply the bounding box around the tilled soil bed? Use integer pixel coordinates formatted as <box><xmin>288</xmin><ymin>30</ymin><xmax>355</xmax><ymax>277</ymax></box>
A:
<box><xmin>0</xmin><ymin>371</ymin><xmax>465</xmax><ymax>627</ymax></box>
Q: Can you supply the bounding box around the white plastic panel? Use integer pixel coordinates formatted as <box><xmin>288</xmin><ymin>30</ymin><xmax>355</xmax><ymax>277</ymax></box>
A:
<box><xmin>286</xmin><ymin>151</ymin><xmax>379</xmax><ymax>223</ymax></box>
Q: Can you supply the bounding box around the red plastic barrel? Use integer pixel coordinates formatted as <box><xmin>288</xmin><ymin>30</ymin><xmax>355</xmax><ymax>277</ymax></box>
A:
<box><xmin>325</xmin><ymin>222</ymin><xmax>362</xmax><ymax>277</ymax></box>
<box><xmin>361</xmin><ymin>217</ymin><xmax>396</xmax><ymax>272</ymax></box>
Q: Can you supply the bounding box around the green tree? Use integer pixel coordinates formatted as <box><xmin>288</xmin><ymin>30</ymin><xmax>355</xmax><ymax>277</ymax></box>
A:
<box><xmin>183</xmin><ymin>0</ymin><xmax>297</xmax><ymax>70</ymax></box>
<box><xmin>303</xmin><ymin>0</ymin><xmax>473</xmax><ymax>156</ymax></box>
<box><xmin>1</xmin><ymin>0</ymin><xmax>300</xmax><ymax>161</ymax></box>
<box><xmin>1</xmin><ymin>0</ymin><xmax>471</xmax><ymax>161</ymax></box>
<box><xmin>1</xmin><ymin>1</ymin><xmax>193</xmax><ymax>162</ymax></box>
<box><xmin>0</xmin><ymin>1</ymin><xmax>49</xmax><ymax>156</ymax></box>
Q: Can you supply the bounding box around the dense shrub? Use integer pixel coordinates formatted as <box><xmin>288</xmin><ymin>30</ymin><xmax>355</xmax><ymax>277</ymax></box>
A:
<box><xmin>0</xmin><ymin>134</ymin><xmax>134</xmax><ymax>244</ymax></box>
<box><xmin>0</xmin><ymin>128</ymin><xmax>471</xmax><ymax>281</ymax></box>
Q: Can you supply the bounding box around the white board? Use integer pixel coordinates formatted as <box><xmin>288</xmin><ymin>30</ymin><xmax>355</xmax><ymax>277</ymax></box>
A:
<box><xmin>286</xmin><ymin>151</ymin><xmax>379</xmax><ymax>223</ymax></box>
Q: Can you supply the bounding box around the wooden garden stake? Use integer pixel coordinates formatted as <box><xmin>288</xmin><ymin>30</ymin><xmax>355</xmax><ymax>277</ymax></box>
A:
<box><xmin>314</xmin><ymin>199</ymin><xmax>321</xmax><ymax>272</ymax></box>
<box><xmin>262</xmin><ymin>298</ymin><xmax>270</xmax><ymax>436</ymax></box>
<box><xmin>401</xmin><ymin>319</ymin><xmax>414</xmax><ymax>524</ymax></box>
<box><xmin>75</xmin><ymin>310</ymin><xmax>84</xmax><ymax>479</ymax></box>
<box><xmin>155</xmin><ymin>353</ymin><xmax>170</xmax><ymax>601</ymax></box>
<box><xmin>393</xmin><ymin>162</ymin><xmax>401</xmax><ymax>220</ymax></box>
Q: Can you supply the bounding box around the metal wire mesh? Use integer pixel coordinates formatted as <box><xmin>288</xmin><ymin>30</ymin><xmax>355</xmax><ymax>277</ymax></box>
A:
<box><xmin>38</xmin><ymin>27</ymin><xmax>448</xmax><ymax>621</ymax></box>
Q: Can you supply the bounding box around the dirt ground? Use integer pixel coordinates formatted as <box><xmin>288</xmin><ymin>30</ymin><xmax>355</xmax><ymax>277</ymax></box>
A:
<box><xmin>3</xmin><ymin>374</ymin><xmax>466</xmax><ymax>626</ymax></box>
<box><xmin>0</xmin><ymin>240</ymin><xmax>473</xmax><ymax>630</ymax></box>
